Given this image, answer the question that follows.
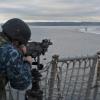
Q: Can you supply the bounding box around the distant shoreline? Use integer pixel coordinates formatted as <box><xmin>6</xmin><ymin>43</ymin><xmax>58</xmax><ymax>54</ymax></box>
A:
<box><xmin>27</xmin><ymin>22</ymin><xmax>100</xmax><ymax>26</ymax></box>
<box><xmin>1</xmin><ymin>22</ymin><xmax>100</xmax><ymax>26</ymax></box>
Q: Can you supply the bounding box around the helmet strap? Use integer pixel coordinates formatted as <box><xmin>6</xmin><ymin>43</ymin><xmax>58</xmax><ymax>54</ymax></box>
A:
<box><xmin>1</xmin><ymin>32</ymin><xmax>11</xmax><ymax>42</ymax></box>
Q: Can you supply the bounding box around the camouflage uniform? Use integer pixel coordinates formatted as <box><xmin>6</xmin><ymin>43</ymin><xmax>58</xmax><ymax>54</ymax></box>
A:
<box><xmin>0</xmin><ymin>35</ymin><xmax>32</xmax><ymax>99</ymax></box>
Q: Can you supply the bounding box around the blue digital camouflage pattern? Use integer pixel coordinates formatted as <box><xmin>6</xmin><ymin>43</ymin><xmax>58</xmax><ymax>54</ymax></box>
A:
<box><xmin>0</xmin><ymin>36</ymin><xmax>32</xmax><ymax>90</ymax></box>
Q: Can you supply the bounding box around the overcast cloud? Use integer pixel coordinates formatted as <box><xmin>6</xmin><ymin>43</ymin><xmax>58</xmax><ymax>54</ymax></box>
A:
<box><xmin>0</xmin><ymin>0</ymin><xmax>100</xmax><ymax>22</ymax></box>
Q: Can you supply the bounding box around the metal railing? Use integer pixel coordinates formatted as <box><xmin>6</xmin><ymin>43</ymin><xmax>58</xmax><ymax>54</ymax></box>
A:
<box><xmin>6</xmin><ymin>54</ymin><xmax>100</xmax><ymax>100</ymax></box>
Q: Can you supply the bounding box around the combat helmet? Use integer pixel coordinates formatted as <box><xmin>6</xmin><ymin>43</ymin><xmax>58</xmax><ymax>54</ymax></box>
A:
<box><xmin>2</xmin><ymin>18</ymin><xmax>31</xmax><ymax>45</ymax></box>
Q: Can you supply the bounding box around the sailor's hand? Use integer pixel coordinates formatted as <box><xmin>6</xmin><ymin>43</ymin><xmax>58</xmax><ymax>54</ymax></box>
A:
<box><xmin>19</xmin><ymin>45</ymin><xmax>32</xmax><ymax>64</ymax></box>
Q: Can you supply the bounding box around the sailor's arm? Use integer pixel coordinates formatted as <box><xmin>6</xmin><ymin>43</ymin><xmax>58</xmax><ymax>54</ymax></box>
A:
<box><xmin>6</xmin><ymin>49</ymin><xmax>32</xmax><ymax>90</ymax></box>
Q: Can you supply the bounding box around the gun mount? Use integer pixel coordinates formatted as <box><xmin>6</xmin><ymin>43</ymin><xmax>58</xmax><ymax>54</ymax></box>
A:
<box><xmin>25</xmin><ymin>39</ymin><xmax>52</xmax><ymax>100</ymax></box>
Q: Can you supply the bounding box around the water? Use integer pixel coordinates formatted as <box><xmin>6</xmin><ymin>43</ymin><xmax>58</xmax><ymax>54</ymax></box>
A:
<box><xmin>30</xmin><ymin>26</ymin><xmax>100</xmax><ymax>60</ymax></box>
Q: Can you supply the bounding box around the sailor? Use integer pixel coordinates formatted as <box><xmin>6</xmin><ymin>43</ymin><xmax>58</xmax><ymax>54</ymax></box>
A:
<box><xmin>0</xmin><ymin>18</ymin><xmax>32</xmax><ymax>100</ymax></box>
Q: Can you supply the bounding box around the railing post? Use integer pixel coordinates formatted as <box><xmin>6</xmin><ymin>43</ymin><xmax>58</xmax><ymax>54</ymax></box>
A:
<box><xmin>48</xmin><ymin>55</ymin><xmax>59</xmax><ymax>100</ymax></box>
<box><xmin>93</xmin><ymin>53</ymin><xmax>100</xmax><ymax>100</ymax></box>
<box><xmin>57</xmin><ymin>67</ymin><xmax>62</xmax><ymax>100</ymax></box>
<box><xmin>85</xmin><ymin>56</ymin><xmax>97</xmax><ymax>100</ymax></box>
<box><xmin>96</xmin><ymin>53</ymin><xmax>100</xmax><ymax>84</ymax></box>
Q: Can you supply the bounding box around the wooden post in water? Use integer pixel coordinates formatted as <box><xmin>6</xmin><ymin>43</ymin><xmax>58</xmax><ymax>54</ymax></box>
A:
<box><xmin>48</xmin><ymin>55</ymin><xmax>58</xmax><ymax>100</ymax></box>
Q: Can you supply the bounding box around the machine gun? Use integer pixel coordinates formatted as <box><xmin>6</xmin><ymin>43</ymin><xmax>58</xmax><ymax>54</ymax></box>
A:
<box><xmin>25</xmin><ymin>39</ymin><xmax>52</xmax><ymax>100</ymax></box>
<box><xmin>26</xmin><ymin>39</ymin><xmax>52</xmax><ymax>70</ymax></box>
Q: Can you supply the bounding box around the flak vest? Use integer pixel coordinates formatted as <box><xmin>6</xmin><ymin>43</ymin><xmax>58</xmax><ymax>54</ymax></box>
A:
<box><xmin>0</xmin><ymin>35</ymin><xmax>8</xmax><ymax>100</ymax></box>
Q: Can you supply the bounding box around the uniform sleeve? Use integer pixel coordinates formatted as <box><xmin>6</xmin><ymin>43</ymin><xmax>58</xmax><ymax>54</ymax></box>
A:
<box><xmin>6</xmin><ymin>48</ymin><xmax>32</xmax><ymax>90</ymax></box>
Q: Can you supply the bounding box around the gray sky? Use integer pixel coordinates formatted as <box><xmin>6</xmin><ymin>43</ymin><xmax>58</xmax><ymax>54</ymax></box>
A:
<box><xmin>0</xmin><ymin>0</ymin><xmax>100</xmax><ymax>22</ymax></box>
